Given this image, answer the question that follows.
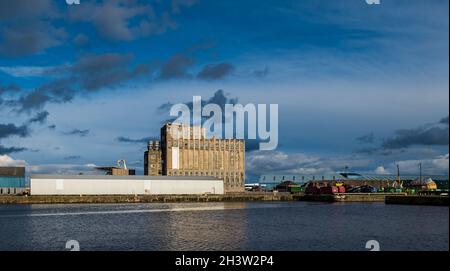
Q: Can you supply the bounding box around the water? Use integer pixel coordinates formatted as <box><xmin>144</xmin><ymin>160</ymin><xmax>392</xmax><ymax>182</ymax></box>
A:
<box><xmin>0</xmin><ymin>202</ymin><xmax>448</xmax><ymax>251</ymax></box>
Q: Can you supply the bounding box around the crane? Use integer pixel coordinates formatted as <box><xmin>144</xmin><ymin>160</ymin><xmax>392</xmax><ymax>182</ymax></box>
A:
<box><xmin>117</xmin><ymin>160</ymin><xmax>127</xmax><ymax>170</ymax></box>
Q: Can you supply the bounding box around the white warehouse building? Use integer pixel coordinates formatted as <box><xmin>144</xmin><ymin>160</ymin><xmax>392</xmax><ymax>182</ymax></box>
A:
<box><xmin>30</xmin><ymin>175</ymin><xmax>224</xmax><ymax>195</ymax></box>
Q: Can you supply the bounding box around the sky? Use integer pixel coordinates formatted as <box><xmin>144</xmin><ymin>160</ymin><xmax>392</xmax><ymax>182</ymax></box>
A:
<box><xmin>0</xmin><ymin>0</ymin><xmax>448</xmax><ymax>180</ymax></box>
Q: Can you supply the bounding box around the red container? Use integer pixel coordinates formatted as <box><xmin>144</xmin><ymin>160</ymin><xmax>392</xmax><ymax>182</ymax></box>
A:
<box><xmin>320</xmin><ymin>186</ymin><xmax>339</xmax><ymax>194</ymax></box>
<box><xmin>305</xmin><ymin>186</ymin><xmax>320</xmax><ymax>194</ymax></box>
<box><xmin>338</xmin><ymin>186</ymin><xmax>346</xmax><ymax>193</ymax></box>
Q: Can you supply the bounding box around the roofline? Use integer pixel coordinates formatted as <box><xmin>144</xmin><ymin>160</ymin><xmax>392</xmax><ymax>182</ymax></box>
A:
<box><xmin>30</xmin><ymin>174</ymin><xmax>221</xmax><ymax>181</ymax></box>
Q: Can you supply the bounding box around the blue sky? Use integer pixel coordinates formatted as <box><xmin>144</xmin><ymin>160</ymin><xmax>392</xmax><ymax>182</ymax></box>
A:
<box><xmin>0</xmin><ymin>0</ymin><xmax>448</xmax><ymax>179</ymax></box>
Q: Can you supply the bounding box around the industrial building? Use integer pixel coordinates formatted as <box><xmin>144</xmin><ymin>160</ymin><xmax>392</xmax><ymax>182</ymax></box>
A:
<box><xmin>96</xmin><ymin>160</ymin><xmax>136</xmax><ymax>176</ymax></box>
<box><xmin>0</xmin><ymin>167</ymin><xmax>26</xmax><ymax>195</ymax></box>
<box><xmin>259</xmin><ymin>173</ymin><xmax>449</xmax><ymax>190</ymax></box>
<box><xmin>145</xmin><ymin>123</ymin><xmax>245</xmax><ymax>193</ymax></box>
<box><xmin>30</xmin><ymin>175</ymin><xmax>224</xmax><ymax>195</ymax></box>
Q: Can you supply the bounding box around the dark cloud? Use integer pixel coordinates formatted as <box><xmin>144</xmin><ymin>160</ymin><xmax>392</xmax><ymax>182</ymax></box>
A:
<box><xmin>355</xmin><ymin>147</ymin><xmax>402</xmax><ymax>156</ymax></box>
<box><xmin>357</xmin><ymin>117</ymin><xmax>449</xmax><ymax>153</ymax></box>
<box><xmin>117</xmin><ymin>136</ymin><xmax>158</xmax><ymax>144</ymax></box>
<box><xmin>197</xmin><ymin>63</ymin><xmax>234</xmax><ymax>80</ymax></box>
<box><xmin>158</xmin><ymin>89</ymin><xmax>254</xmax><ymax>140</ymax></box>
<box><xmin>356</xmin><ymin>132</ymin><xmax>375</xmax><ymax>144</ymax></box>
<box><xmin>0</xmin><ymin>0</ymin><xmax>55</xmax><ymax>20</ymax></box>
<box><xmin>10</xmin><ymin>92</ymin><xmax>48</xmax><ymax>113</ymax></box>
<box><xmin>158</xmin><ymin>89</ymin><xmax>238</xmax><ymax>114</ymax></box>
<box><xmin>71</xmin><ymin>53</ymin><xmax>148</xmax><ymax>90</ymax></box>
<box><xmin>5</xmin><ymin>43</ymin><xmax>234</xmax><ymax>113</ymax></box>
<box><xmin>0</xmin><ymin>145</ymin><xmax>27</xmax><ymax>155</ymax></box>
<box><xmin>0</xmin><ymin>84</ymin><xmax>21</xmax><ymax>106</ymax></box>
<box><xmin>68</xmin><ymin>1</ymin><xmax>183</xmax><ymax>42</ymax></box>
<box><xmin>0</xmin><ymin>1</ymin><xmax>65</xmax><ymax>57</ymax></box>
<box><xmin>0</xmin><ymin>84</ymin><xmax>20</xmax><ymax>95</ymax></box>
<box><xmin>74</xmin><ymin>33</ymin><xmax>90</xmax><ymax>47</ymax></box>
<box><xmin>0</xmin><ymin>122</ymin><xmax>29</xmax><ymax>155</ymax></box>
<box><xmin>10</xmin><ymin>53</ymin><xmax>149</xmax><ymax>112</ymax></box>
<box><xmin>1</xmin><ymin>0</ymin><xmax>196</xmax><ymax>56</ymax></box>
<box><xmin>0</xmin><ymin>22</ymin><xmax>66</xmax><ymax>58</ymax></box>
<box><xmin>0</xmin><ymin>123</ymin><xmax>30</xmax><ymax>139</ymax></box>
<box><xmin>253</xmin><ymin>66</ymin><xmax>269</xmax><ymax>78</ymax></box>
<box><xmin>172</xmin><ymin>0</ymin><xmax>198</xmax><ymax>14</ymax></box>
<box><xmin>63</xmin><ymin>129</ymin><xmax>90</xmax><ymax>137</ymax></box>
<box><xmin>381</xmin><ymin>126</ymin><xmax>448</xmax><ymax>149</ymax></box>
<box><xmin>158</xmin><ymin>54</ymin><xmax>195</xmax><ymax>80</ymax></box>
<box><xmin>64</xmin><ymin>155</ymin><xmax>81</xmax><ymax>160</ymax></box>
<box><xmin>157</xmin><ymin>43</ymin><xmax>234</xmax><ymax>81</ymax></box>
<box><xmin>28</xmin><ymin>111</ymin><xmax>49</xmax><ymax>124</ymax></box>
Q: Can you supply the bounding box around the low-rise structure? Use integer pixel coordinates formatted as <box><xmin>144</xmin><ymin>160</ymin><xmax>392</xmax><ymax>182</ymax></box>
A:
<box><xmin>259</xmin><ymin>173</ymin><xmax>449</xmax><ymax>190</ymax></box>
<box><xmin>30</xmin><ymin>175</ymin><xmax>224</xmax><ymax>195</ymax></box>
<box><xmin>0</xmin><ymin>167</ymin><xmax>26</xmax><ymax>195</ymax></box>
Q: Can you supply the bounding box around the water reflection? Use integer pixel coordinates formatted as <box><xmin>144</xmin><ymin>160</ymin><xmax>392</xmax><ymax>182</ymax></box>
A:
<box><xmin>0</xmin><ymin>202</ymin><xmax>448</xmax><ymax>251</ymax></box>
<box><xmin>158</xmin><ymin>202</ymin><xmax>247</xmax><ymax>250</ymax></box>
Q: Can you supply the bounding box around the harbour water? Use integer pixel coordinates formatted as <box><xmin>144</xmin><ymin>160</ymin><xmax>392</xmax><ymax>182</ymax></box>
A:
<box><xmin>0</xmin><ymin>202</ymin><xmax>448</xmax><ymax>251</ymax></box>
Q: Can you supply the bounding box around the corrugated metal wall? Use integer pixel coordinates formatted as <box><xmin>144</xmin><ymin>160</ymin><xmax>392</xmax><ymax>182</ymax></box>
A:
<box><xmin>0</xmin><ymin>177</ymin><xmax>26</xmax><ymax>188</ymax></box>
<box><xmin>30</xmin><ymin>177</ymin><xmax>224</xmax><ymax>195</ymax></box>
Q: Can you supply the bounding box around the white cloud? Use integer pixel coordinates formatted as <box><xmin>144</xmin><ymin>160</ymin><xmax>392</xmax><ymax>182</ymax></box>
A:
<box><xmin>246</xmin><ymin>150</ymin><xmax>350</xmax><ymax>176</ymax></box>
<box><xmin>0</xmin><ymin>155</ymin><xmax>25</xmax><ymax>167</ymax></box>
<box><xmin>0</xmin><ymin>66</ymin><xmax>51</xmax><ymax>77</ymax></box>
<box><xmin>374</xmin><ymin>166</ymin><xmax>389</xmax><ymax>174</ymax></box>
<box><xmin>27</xmin><ymin>163</ymin><xmax>99</xmax><ymax>175</ymax></box>
<box><xmin>386</xmin><ymin>153</ymin><xmax>449</xmax><ymax>175</ymax></box>
<box><xmin>0</xmin><ymin>155</ymin><xmax>99</xmax><ymax>175</ymax></box>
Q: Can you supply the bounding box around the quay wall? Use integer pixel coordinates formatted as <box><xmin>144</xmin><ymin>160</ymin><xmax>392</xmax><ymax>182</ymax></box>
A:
<box><xmin>385</xmin><ymin>195</ymin><xmax>449</xmax><ymax>206</ymax></box>
<box><xmin>295</xmin><ymin>193</ymin><xmax>406</xmax><ymax>202</ymax></box>
<box><xmin>0</xmin><ymin>193</ymin><xmax>294</xmax><ymax>204</ymax></box>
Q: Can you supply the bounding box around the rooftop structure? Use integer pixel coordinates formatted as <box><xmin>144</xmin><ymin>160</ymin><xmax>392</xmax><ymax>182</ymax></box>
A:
<box><xmin>0</xmin><ymin>167</ymin><xmax>26</xmax><ymax>195</ymax></box>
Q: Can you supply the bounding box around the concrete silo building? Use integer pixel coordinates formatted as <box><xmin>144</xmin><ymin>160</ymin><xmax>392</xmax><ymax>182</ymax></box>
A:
<box><xmin>144</xmin><ymin>123</ymin><xmax>245</xmax><ymax>193</ymax></box>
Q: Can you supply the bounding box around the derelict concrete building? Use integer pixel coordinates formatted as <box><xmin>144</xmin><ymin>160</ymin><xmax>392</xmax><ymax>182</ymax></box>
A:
<box><xmin>145</xmin><ymin>123</ymin><xmax>245</xmax><ymax>193</ymax></box>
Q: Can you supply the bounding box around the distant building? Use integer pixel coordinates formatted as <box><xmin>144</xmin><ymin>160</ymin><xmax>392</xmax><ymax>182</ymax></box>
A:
<box><xmin>96</xmin><ymin>166</ymin><xmax>136</xmax><ymax>176</ymax></box>
<box><xmin>145</xmin><ymin>123</ymin><xmax>245</xmax><ymax>193</ymax></box>
<box><xmin>96</xmin><ymin>160</ymin><xmax>135</xmax><ymax>176</ymax></box>
<box><xmin>144</xmin><ymin>141</ymin><xmax>162</xmax><ymax>176</ymax></box>
<box><xmin>0</xmin><ymin>167</ymin><xmax>26</xmax><ymax>195</ymax></box>
<box><xmin>259</xmin><ymin>174</ymin><xmax>341</xmax><ymax>190</ymax></box>
<box><xmin>259</xmin><ymin>173</ymin><xmax>449</xmax><ymax>190</ymax></box>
